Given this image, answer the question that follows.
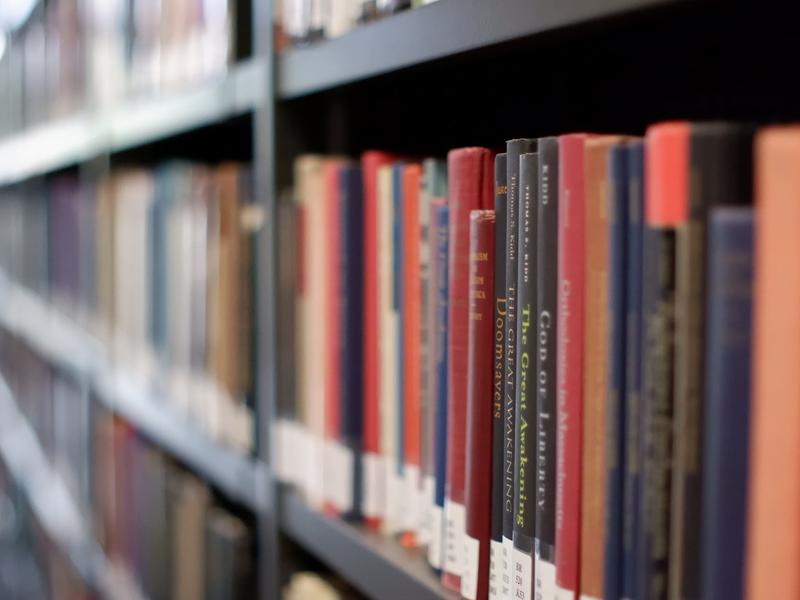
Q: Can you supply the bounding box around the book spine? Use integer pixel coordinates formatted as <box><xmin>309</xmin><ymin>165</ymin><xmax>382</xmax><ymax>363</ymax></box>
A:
<box><xmin>603</xmin><ymin>144</ymin><xmax>629</xmax><ymax>600</ymax></box>
<box><xmin>463</xmin><ymin>209</ymin><xmax>497</xmax><ymax>600</ymax></box>
<box><xmin>639</xmin><ymin>122</ymin><xmax>688</xmax><ymax>600</ymax></box>
<box><xmin>429</xmin><ymin>199</ymin><xmax>449</xmax><ymax>571</ymax></box>
<box><xmin>747</xmin><ymin>127</ymin><xmax>800</xmax><ymax>600</ymax></box>
<box><xmin>504</xmin><ymin>138</ymin><xmax>536</xmax><ymax>599</ymax></box>
<box><xmin>512</xmin><ymin>152</ymin><xmax>538</xmax><ymax>600</ymax></box>
<box><xmin>669</xmin><ymin>124</ymin><xmax>752</xmax><ymax>600</ymax></box>
<box><xmin>378</xmin><ymin>164</ymin><xmax>400</xmax><ymax>535</ymax></box>
<box><xmin>361</xmin><ymin>151</ymin><xmax>394</xmax><ymax>529</ymax></box>
<box><xmin>555</xmin><ymin>134</ymin><xmax>586</xmax><ymax>600</ymax></box>
<box><xmin>419</xmin><ymin>158</ymin><xmax>446</xmax><ymax>545</ymax></box>
<box><xmin>402</xmin><ymin>164</ymin><xmax>422</xmax><ymax>544</ymax></box>
<box><xmin>535</xmin><ymin>137</ymin><xmax>558</xmax><ymax>599</ymax></box>
<box><xmin>339</xmin><ymin>164</ymin><xmax>364</xmax><ymax>520</ymax></box>
<box><xmin>443</xmin><ymin>147</ymin><xmax>494</xmax><ymax>591</ymax></box>
<box><xmin>393</xmin><ymin>163</ymin><xmax>406</xmax><ymax>533</ymax></box>
<box><xmin>580</xmin><ymin>138</ymin><xmax>616</xmax><ymax>600</ymax></box>
<box><xmin>490</xmin><ymin>153</ymin><xmax>508</xmax><ymax>600</ymax></box>
<box><xmin>622</xmin><ymin>142</ymin><xmax>644</xmax><ymax>600</ymax></box>
<box><xmin>701</xmin><ymin>207</ymin><xmax>753</xmax><ymax>600</ymax></box>
<box><xmin>324</xmin><ymin>161</ymin><xmax>343</xmax><ymax>516</ymax></box>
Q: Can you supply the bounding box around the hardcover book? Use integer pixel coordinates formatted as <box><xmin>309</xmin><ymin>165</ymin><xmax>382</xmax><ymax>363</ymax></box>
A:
<box><xmin>701</xmin><ymin>207</ymin><xmax>753</xmax><ymax>600</ymax></box>
<box><xmin>361</xmin><ymin>150</ymin><xmax>396</xmax><ymax>529</ymax></box>
<box><xmin>512</xmin><ymin>151</ymin><xmax>538</xmax><ymax>600</ymax></box>
<box><xmin>747</xmin><ymin>126</ymin><xmax>800</xmax><ymax>600</ymax></box>
<box><xmin>428</xmin><ymin>199</ymin><xmax>450</xmax><ymax>571</ymax></box>
<box><xmin>555</xmin><ymin>133</ymin><xmax>587</xmax><ymax>600</ymax></box>
<box><xmin>535</xmin><ymin>137</ymin><xmax>559</xmax><ymax>599</ymax></box>
<box><xmin>503</xmin><ymin>138</ymin><xmax>536</xmax><ymax>600</ymax></box>
<box><xmin>490</xmin><ymin>153</ymin><xmax>507</xmax><ymax>600</ymax></box>
<box><xmin>639</xmin><ymin>122</ymin><xmax>689</xmax><ymax>600</ymax></box>
<box><xmin>462</xmin><ymin>209</ymin><xmax>496</xmax><ymax>600</ymax></box>
<box><xmin>442</xmin><ymin>147</ymin><xmax>494</xmax><ymax>591</ymax></box>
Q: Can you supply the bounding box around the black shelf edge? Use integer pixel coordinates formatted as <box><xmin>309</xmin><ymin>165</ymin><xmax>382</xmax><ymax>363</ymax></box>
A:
<box><xmin>0</xmin><ymin>274</ymin><xmax>267</xmax><ymax>512</ymax></box>
<box><xmin>0</xmin><ymin>374</ymin><xmax>137</xmax><ymax>598</ymax></box>
<box><xmin>278</xmin><ymin>0</ymin><xmax>690</xmax><ymax>99</ymax></box>
<box><xmin>281</xmin><ymin>487</ymin><xmax>459</xmax><ymax>600</ymax></box>
<box><xmin>0</xmin><ymin>58</ymin><xmax>266</xmax><ymax>186</ymax></box>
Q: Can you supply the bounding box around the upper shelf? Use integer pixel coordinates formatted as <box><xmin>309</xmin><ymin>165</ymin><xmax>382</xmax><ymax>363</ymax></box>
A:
<box><xmin>0</xmin><ymin>59</ymin><xmax>265</xmax><ymax>187</ymax></box>
<box><xmin>277</xmin><ymin>0</ymin><xmax>690</xmax><ymax>99</ymax></box>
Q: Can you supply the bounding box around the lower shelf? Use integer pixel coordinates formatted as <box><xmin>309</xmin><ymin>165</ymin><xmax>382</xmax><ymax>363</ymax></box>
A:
<box><xmin>280</xmin><ymin>487</ymin><xmax>459</xmax><ymax>600</ymax></box>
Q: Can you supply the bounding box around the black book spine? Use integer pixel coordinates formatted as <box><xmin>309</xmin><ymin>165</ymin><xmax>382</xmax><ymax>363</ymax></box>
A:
<box><xmin>340</xmin><ymin>165</ymin><xmax>364</xmax><ymax>520</ymax></box>
<box><xmin>535</xmin><ymin>137</ymin><xmax>558</xmax><ymax>592</ymax></box>
<box><xmin>669</xmin><ymin>124</ymin><xmax>753</xmax><ymax>599</ymax></box>
<box><xmin>512</xmin><ymin>152</ymin><xmax>538</xmax><ymax>597</ymax></box>
<box><xmin>490</xmin><ymin>153</ymin><xmax>507</xmax><ymax>600</ymax></box>
<box><xmin>503</xmin><ymin>139</ymin><xmax>536</xmax><ymax>593</ymax></box>
<box><xmin>639</xmin><ymin>224</ymin><xmax>677</xmax><ymax>600</ymax></box>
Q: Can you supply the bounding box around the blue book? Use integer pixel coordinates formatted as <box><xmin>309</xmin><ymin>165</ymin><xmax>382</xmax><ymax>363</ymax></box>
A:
<box><xmin>701</xmin><ymin>207</ymin><xmax>753</xmax><ymax>600</ymax></box>
<box><xmin>604</xmin><ymin>144</ymin><xmax>629</xmax><ymax>600</ymax></box>
<box><xmin>431</xmin><ymin>201</ymin><xmax>449</xmax><ymax>570</ymax></box>
<box><xmin>392</xmin><ymin>163</ymin><xmax>405</xmax><ymax>486</ymax></box>
<box><xmin>340</xmin><ymin>164</ymin><xmax>365</xmax><ymax>520</ymax></box>
<box><xmin>623</xmin><ymin>142</ymin><xmax>644</xmax><ymax>600</ymax></box>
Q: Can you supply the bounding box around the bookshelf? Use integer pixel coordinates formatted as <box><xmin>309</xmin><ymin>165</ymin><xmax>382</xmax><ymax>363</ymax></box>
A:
<box><xmin>2</xmin><ymin>0</ymin><xmax>798</xmax><ymax>599</ymax></box>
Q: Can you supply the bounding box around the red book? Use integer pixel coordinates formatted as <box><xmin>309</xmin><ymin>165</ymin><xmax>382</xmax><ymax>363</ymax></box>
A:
<box><xmin>442</xmin><ymin>147</ymin><xmax>495</xmax><ymax>591</ymax></box>
<box><xmin>323</xmin><ymin>160</ymin><xmax>343</xmax><ymax>516</ymax></box>
<box><xmin>556</xmin><ymin>133</ymin><xmax>587</xmax><ymax>599</ymax></box>
<box><xmin>402</xmin><ymin>163</ymin><xmax>422</xmax><ymax>547</ymax></box>
<box><xmin>361</xmin><ymin>150</ymin><xmax>396</xmax><ymax>529</ymax></box>
<box><xmin>462</xmin><ymin>209</ymin><xmax>496</xmax><ymax>600</ymax></box>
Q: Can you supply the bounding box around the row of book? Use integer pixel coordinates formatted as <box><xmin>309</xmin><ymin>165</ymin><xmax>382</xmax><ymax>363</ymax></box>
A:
<box><xmin>0</xmin><ymin>331</ymin><xmax>256</xmax><ymax>600</ymax></box>
<box><xmin>0</xmin><ymin>0</ymin><xmax>235</xmax><ymax>136</ymax></box>
<box><xmin>0</xmin><ymin>161</ymin><xmax>258</xmax><ymax>452</ymax></box>
<box><xmin>277</xmin><ymin>0</ymin><xmax>440</xmax><ymax>48</ymax></box>
<box><xmin>277</xmin><ymin>123</ymin><xmax>800</xmax><ymax>600</ymax></box>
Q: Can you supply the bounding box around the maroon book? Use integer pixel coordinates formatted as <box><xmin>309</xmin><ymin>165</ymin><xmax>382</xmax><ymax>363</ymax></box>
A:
<box><xmin>443</xmin><ymin>147</ymin><xmax>495</xmax><ymax>591</ymax></box>
<box><xmin>462</xmin><ymin>209</ymin><xmax>496</xmax><ymax>600</ymax></box>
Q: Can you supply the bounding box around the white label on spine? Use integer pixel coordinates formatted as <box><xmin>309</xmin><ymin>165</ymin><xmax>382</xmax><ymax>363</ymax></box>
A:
<box><xmin>555</xmin><ymin>586</ymin><xmax>576</xmax><ymax>600</ymax></box>
<box><xmin>403</xmin><ymin>464</ymin><xmax>420</xmax><ymax>531</ymax></box>
<box><xmin>512</xmin><ymin>547</ymin><xmax>533</xmax><ymax>600</ymax></box>
<box><xmin>535</xmin><ymin>557</ymin><xmax>557</xmax><ymax>600</ymax></box>
<box><xmin>502</xmin><ymin>537</ymin><xmax>513</xmax><ymax>599</ymax></box>
<box><xmin>362</xmin><ymin>452</ymin><xmax>385</xmax><ymax>519</ymax></box>
<box><xmin>385</xmin><ymin>465</ymin><xmax>403</xmax><ymax>534</ymax></box>
<box><xmin>306</xmin><ymin>433</ymin><xmax>325</xmax><ymax>508</ymax></box>
<box><xmin>322</xmin><ymin>438</ymin><xmax>337</xmax><ymax>506</ymax></box>
<box><xmin>428</xmin><ymin>503</ymin><xmax>444</xmax><ymax>568</ymax></box>
<box><xmin>443</xmin><ymin>499</ymin><xmax>465</xmax><ymax>576</ymax></box>
<box><xmin>489</xmin><ymin>540</ymin><xmax>503</xmax><ymax>600</ymax></box>
<box><xmin>418</xmin><ymin>475</ymin><xmax>435</xmax><ymax>545</ymax></box>
<box><xmin>338</xmin><ymin>443</ymin><xmax>354</xmax><ymax>513</ymax></box>
<box><xmin>579</xmin><ymin>596</ymin><xmax>601</xmax><ymax>600</ymax></box>
<box><xmin>461</xmin><ymin>534</ymin><xmax>481</xmax><ymax>600</ymax></box>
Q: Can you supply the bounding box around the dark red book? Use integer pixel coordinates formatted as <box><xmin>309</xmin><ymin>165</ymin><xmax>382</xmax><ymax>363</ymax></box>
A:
<box><xmin>556</xmin><ymin>133</ymin><xmax>587</xmax><ymax>599</ymax></box>
<box><xmin>323</xmin><ymin>159</ymin><xmax>343</xmax><ymax>516</ymax></box>
<box><xmin>442</xmin><ymin>147</ymin><xmax>495</xmax><ymax>591</ymax></box>
<box><xmin>361</xmin><ymin>150</ymin><xmax>396</xmax><ymax>529</ymax></box>
<box><xmin>462</xmin><ymin>209</ymin><xmax>496</xmax><ymax>600</ymax></box>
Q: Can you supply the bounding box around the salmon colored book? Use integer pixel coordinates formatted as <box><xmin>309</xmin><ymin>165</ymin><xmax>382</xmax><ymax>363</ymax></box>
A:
<box><xmin>323</xmin><ymin>160</ymin><xmax>343</xmax><ymax>517</ymax></box>
<box><xmin>747</xmin><ymin>126</ymin><xmax>800</xmax><ymax>600</ymax></box>
<box><xmin>401</xmin><ymin>163</ymin><xmax>422</xmax><ymax>548</ymax></box>
<box><xmin>580</xmin><ymin>136</ymin><xmax>625</xmax><ymax>599</ymax></box>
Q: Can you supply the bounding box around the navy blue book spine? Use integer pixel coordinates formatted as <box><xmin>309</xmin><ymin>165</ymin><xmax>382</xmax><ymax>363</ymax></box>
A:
<box><xmin>340</xmin><ymin>165</ymin><xmax>365</xmax><ymax>520</ymax></box>
<box><xmin>393</xmin><ymin>163</ymin><xmax>405</xmax><ymax>484</ymax></box>
<box><xmin>604</xmin><ymin>144</ymin><xmax>629</xmax><ymax>600</ymax></box>
<box><xmin>700</xmin><ymin>207</ymin><xmax>753</xmax><ymax>600</ymax></box>
<box><xmin>623</xmin><ymin>142</ymin><xmax>644</xmax><ymax>600</ymax></box>
<box><xmin>433</xmin><ymin>204</ymin><xmax>450</xmax><ymax>528</ymax></box>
